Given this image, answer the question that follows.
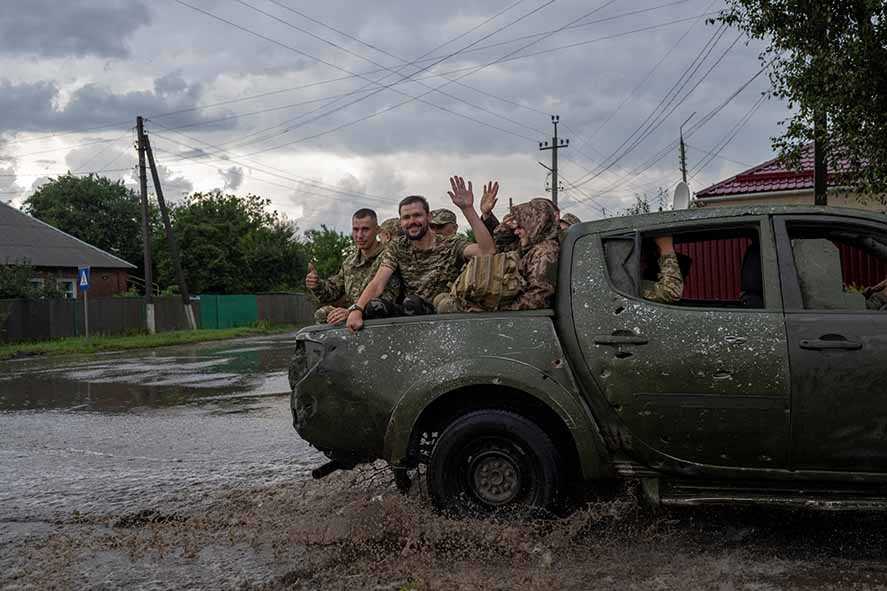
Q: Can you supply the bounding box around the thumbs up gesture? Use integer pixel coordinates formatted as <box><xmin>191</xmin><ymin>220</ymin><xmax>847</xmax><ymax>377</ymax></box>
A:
<box><xmin>306</xmin><ymin>262</ymin><xmax>319</xmax><ymax>289</ymax></box>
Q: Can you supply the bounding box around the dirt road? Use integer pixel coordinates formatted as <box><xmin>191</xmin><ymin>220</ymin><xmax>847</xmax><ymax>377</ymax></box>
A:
<box><xmin>3</xmin><ymin>334</ymin><xmax>887</xmax><ymax>589</ymax></box>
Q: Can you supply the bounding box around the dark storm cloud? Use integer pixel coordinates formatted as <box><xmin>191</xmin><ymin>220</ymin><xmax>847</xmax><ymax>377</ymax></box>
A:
<box><xmin>0</xmin><ymin>73</ymin><xmax>236</xmax><ymax>133</ymax></box>
<box><xmin>0</xmin><ymin>0</ymin><xmax>150</xmax><ymax>58</ymax></box>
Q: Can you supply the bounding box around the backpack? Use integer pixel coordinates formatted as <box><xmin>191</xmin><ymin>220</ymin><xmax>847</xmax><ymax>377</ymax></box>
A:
<box><xmin>450</xmin><ymin>251</ymin><xmax>525</xmax><ymax>311</ymax></box>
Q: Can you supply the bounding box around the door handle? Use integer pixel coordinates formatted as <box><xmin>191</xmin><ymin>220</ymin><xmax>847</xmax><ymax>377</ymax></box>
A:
<box><xmin>800</xmin><ymin>338</ymin><xmax>863</xmax><ymax>351</ymax></box>
<box><xmin>594</xmin><ymin>335</ymin><xmax>648</xmax><ymax>346</ymax></box>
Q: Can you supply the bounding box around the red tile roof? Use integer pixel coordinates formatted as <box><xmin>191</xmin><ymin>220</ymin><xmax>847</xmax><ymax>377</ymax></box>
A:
<box><xmin>696</xmin><ymin>144</ymin><xmax>839</xmax><ymax>198</ymax></box>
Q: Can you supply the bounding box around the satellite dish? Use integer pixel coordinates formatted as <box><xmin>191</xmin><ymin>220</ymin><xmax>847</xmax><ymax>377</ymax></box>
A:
<box><xmin>673</xmin><ymin>181</ymin><xmax>691</xmax><ymax>210</ymax></box>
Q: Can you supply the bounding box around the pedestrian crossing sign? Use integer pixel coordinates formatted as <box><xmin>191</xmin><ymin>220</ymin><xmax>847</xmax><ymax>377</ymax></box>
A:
<box><xmin>78</xmin><ymin>267</ymin><xmax>90</xmax><ymax>291</ymax></box>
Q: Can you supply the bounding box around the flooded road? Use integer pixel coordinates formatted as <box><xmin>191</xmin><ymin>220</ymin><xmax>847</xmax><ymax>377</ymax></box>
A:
<box><xmin>3</xmin><ymin>332</ymin><xmax>887</xmax><ymax>589</ymax></box>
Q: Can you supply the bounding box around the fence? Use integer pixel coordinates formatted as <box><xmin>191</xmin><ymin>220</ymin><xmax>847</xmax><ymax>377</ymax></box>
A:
<box><xmin>0</xmin><ymin>293</ymin><xmax>314</xmax><ymax>343</ymax></box>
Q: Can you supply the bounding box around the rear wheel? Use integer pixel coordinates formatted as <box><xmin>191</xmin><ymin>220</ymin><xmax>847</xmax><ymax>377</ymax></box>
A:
<box><xmin>427</xmin><ymin>409</ymin><xmax>563</xmax><ymax>516</ymax></box>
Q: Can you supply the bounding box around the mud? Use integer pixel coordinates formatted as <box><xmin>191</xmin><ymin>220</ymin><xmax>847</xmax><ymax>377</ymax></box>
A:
<box><xmin>4</xmin><ymin>334</ymin><xmax>887</xmax><ymax>589</ymax></box>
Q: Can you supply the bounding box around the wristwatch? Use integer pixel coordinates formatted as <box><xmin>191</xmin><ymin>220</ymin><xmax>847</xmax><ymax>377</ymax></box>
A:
<box><xmin>347</xmin><ymin>303</ymin><xmax>364</xmax><ymax>314</ymax></box>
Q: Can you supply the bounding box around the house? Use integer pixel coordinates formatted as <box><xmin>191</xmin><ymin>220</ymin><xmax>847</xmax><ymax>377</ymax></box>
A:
<box><xmin>0</xmin><ymin>200</ymin><xmax>136</xmax><ymax>298</ymax></box>
<box><xmin>695</xmin><ymin>144</ymin><xmax>886</xmax><ymax>212</ymax></box>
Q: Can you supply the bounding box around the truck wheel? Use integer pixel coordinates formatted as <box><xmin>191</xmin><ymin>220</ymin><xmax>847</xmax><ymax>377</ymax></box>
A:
<box><xmin>428</xmin><ymin>410</ymin><xmax>562</xmax><ymax>516</ymax></box>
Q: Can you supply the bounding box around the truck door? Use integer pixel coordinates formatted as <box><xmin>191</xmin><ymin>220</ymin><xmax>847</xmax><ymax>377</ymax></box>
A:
<box><xmin>775</xmin><ymin>215</ymin><xmax>887</xmax><ymax>472</ymax></box>
<box><xmin>570</xmin><ymin>218</ymin><xmax>791</xmax><ymax>469</ymax></box>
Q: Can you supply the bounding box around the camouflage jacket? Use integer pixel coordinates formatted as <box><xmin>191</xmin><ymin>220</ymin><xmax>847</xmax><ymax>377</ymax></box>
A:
<box><xmin>641</xmin><ymin>253</ymin><xmax>683</xmax><ymax>304</ymax></box>
<box><xmin>504</xmin><ymin>238</ymin><xmax>559</xmax><ymax>310</ymax></box>
<box><xmin>309</xmin><ymin>243</ymin><xmax>401</xmax><ymax>307</ymax></box>
<box><xmin>483</xmin><ymin>213</ymin><xmax>520</xmax><ymax>253</ymax></box>
<box><xmin>381</xmin><ymin>233</ymin><xmax>470</xmax><ymax>302</ymax></box>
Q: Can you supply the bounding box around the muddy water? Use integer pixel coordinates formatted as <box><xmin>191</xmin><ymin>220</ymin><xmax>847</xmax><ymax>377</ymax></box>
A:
<box><xmin>0</xmin><ymin>333</ymin><xmax>323</xmax><ymax>521</ymax></box>
<box><xmin>4</xmin><ymin>333</ymin><xmax>887</xmax><ymax>589</ymax></box>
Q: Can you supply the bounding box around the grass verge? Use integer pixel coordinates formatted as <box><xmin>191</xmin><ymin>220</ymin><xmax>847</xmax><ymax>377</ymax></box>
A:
<box><xmin>0</xmin><ymin>323</ymin><xmax>306</xmax><ymax>361</ymax></box>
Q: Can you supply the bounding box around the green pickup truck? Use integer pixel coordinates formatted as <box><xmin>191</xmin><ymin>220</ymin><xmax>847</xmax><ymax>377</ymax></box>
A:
<box><xmin>289</xmin><ymin>205</ymin><xmax>887</xmax><ymax>515</ymax></box>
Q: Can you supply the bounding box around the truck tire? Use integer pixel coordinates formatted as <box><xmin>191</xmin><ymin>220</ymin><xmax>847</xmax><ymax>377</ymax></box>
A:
<box><xmin>428</xmin><ymin>409</ymin><xmax>562</xmax><ymax>516</ymax></box>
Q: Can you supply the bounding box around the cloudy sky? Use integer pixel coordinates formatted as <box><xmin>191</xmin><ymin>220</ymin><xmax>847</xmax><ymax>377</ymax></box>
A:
<box><xmin>0</xmin><ymin>0</ymin><xmax>786</xmax><ymax>230</ymax></box>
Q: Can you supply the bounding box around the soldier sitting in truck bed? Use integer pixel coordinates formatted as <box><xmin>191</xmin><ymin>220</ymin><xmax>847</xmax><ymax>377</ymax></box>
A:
<box><xmin>306</xmin><ymin>208</ymin><xmax>402</xmax><ymax>325</ymax></box>
<box><xmin>345</xmin><ymin>176</ymin><xmax>496</xmax><ymax>332</ymax></box>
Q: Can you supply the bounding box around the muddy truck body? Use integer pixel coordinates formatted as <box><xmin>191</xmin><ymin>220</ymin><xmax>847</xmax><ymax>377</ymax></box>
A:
<box><xmin>289</xmin><ymin>206</ymin><xmax>887</xmax><ymax>513</ymax></box>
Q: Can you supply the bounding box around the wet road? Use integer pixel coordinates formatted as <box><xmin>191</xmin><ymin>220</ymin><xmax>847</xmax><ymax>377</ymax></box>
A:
<box><xmin>0</xmin><ymin>332</ymin><xmax>322</xmax><ymax>521</ymax></box>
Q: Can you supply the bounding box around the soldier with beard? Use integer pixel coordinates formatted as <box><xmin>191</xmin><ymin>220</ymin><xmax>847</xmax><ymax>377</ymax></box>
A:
<box><xmin>345</xmin><ymin>176</ymin><xmax>496</xmax><ymax>332</ymax></box>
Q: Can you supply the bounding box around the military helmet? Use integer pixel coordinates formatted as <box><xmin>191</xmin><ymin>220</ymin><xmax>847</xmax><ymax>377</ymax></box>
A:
<box><xmin>430</xmin><ymin>208</ymin><xmax>457</xmax><ymax>226</ymax></box>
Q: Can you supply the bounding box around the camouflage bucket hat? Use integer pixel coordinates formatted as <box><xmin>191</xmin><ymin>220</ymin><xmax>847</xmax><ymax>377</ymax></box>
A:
<box><xmin>430</xmin><ymin>208</ymin><xmax>457</xmax><ymax>226</ymax></box>
<box><xmin>380</xmin><ymin>218</ymin><xmax>401</xmax><ymax>235</ymax></box>
<box><xmin>561</xmin><ymin>213</ymin><xmax>581</xmax><ymax>227</ymax></box>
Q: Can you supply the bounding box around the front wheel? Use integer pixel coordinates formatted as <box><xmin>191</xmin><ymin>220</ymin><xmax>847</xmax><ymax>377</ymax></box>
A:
<box><xmin>427</xmin><ymin>409</ymin><xmax>563</xmax><ymax>516</ymax></box>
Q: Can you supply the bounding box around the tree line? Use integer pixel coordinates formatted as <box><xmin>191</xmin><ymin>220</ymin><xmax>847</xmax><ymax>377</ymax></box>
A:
<box><xmin>8</xmin><ymin>173</ymin><xmax>351</xmax><ymax>297</ymax></box>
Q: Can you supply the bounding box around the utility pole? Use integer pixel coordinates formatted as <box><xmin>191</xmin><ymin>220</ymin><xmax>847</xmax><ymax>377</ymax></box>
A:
<box><xmin>539</xmin><ymin>115</ymin><xmax>569</xmax><ymax>207</ymax></box>
<box><xmin>812</xmin><ymin>3</ymin><xmax>828</xmax><ymax>206</ymax></box>
<box><xmin>679</xmin><ymin>112</ymin><xmax>696</xmax><ymax>183</ymax></box>
<box><xmin>142</xmin><ymin>131</ymin><xmax>198</xmax><ymax>330</ymax></box>
<box><xmin>136</xmin><ymin>116</ymin><xmax>155</xmax><ymax>334</ymax></box>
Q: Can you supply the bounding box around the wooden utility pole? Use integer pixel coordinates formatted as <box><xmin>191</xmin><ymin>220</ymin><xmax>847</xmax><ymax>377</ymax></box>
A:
<box><xmin>142</xmin><ymin>131</ymin><xmax>198</xmax><ymax>330</ymax></box>
<box><xmin>539</xmin><ymin>115</ymin><xmax>569</xmax><ymax>207</ymax></box>
<box><xmin>812</xmin><ymin>3</ymin><xmax>828</xmax><ymax>206</ymax></box>
<box><xmin>136</xmin><ymin>116</ymin><xmax>155</xmax><ymax>334</ymax></box>
<box><xmin>679</xmin><ymin>112</ymin><xmax>696</xmax><ymax>183</ymax></box>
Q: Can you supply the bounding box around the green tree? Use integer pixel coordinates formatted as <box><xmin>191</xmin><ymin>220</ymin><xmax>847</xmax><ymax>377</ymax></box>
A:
<box><xmin>156</xmin><ymin>191</ymin><xmax>307</xmax><ymax>293</ymax></box>
<box><xmin>303</xmin><ymin>225</ymin><xmax>351</xmax><ymax>278</ymax></box>
<box><xmin>24</xmin><ymin>174</ymin><xmax>149</xmax><ymax>270</ymax></box>
<box><xmin>717</xmin><ymin>1</ymin><xmax>887</xmax><ymax>196</ymax></box>
<box><xmin>0</xmin><ymin>260</ymin><xmax>62</xmax><ymax>299</ymax></box>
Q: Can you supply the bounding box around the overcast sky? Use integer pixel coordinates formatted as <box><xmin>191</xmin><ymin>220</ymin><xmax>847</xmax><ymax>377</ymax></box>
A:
<box><xmin>0</xmin><ymin>0</ymin><xmax>786</xmax><ymax>230</ymax></box>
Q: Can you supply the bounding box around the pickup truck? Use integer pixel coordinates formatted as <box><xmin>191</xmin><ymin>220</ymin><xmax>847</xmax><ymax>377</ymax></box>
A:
<box><xmin>289</xmin><ymin>205</ymin><xmax>887</xmax><ymax>515</ymax></box>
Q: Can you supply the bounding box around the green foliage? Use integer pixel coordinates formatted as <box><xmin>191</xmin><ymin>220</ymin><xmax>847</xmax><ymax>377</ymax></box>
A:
<box><xmin>717</xmin><ymin>1</ymin><xmax>887</xmax><ymax>195</ymax></box>
<box><xmin>24</xmin><ymin>173</ymin><xmax>149</xmax><ymax>270</ymax></box>
<box><xmin>0</xmin><ymin>260</ymin><xmax>62</xmax><ymax>299</ymax></box>
<box><xmin>619</xmin><ymin>188</ymin><xmax>670</xmax><ymax>217</ymax></box>
<box><xmin>154</xmin><ymin>191</ymin><xmax>307</xmax><ymax>294</ymax></box>
<box><xmin>303</xmin><ymin>224</ymin><xmax>351</xmax><ymax>278</ymax></box>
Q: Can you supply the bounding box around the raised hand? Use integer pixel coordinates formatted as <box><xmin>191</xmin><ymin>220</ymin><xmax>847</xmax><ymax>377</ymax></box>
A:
<box><xmin>326</xmin><ymin>307</ymin><xmax>349</xmax><ymax>325</ymax></box>
<box><xmin>654</xmin><ymin>235</ymin><xmax>675</xmax><ymax>255</ymax></box>
<box><xmin>480</xmin><ymin>181</ymin><xmax>499</xmax><ymax>217</ymax></box>
<box><xmin>306</xmin><ymin>262</ymin><xmax>319</xmax><ymax>289</ymax></box>
<box><xmin>447</xmin><ymin>176</ymin><xmax>474</xmax><ymax>211</ymax></box>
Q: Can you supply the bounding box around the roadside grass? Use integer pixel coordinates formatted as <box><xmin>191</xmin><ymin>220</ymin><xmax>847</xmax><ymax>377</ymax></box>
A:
<box><xmin>0</xmin><ymin>323</ymin><xmax>306</xmax><ymax>361</ymax></box>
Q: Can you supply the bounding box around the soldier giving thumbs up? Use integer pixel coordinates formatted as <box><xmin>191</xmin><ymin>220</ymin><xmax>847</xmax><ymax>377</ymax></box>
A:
<box><xmin>306</xmin><ymin>261</ymin><xmax>319</xmax><ymax>289</ymax></box>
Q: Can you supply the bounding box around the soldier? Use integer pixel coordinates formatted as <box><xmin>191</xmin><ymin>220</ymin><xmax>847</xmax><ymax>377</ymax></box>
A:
<box><xmin>437</xmin><ymin>198</ymin><xmax>560</xmax><ymax>312</ymax></box>
<box><xmin>306</xmin><ymin>208</ymin><xmax>401</xmax><ymax>324</ymax></box>
<box><xmin>864</xmin><ymin>278</ymin><xmax>887</xmax><ymax>310</ymax></box>
<box><xmin>346</xmin><ymin>176</ymin><xmax>496</xmax><ymax>332</ymax></box>
<box><xmin>559</xmin><ymin>213</ymin><xmax>581</xmax><ymax>231</ymax></box>
<box><xmin>378</xmin><ymin>217</ymin><xmax>401</xmax><ymax>244</ymax></box>
<box><xmin>430</xmin><ymin>208</ymin><xmax>458</xmax><ymax>237</ymax></box>
<box><xmin>641</xmin><ymin>236</ymin><xmax>684</xmax><ymax>304</ymax></box>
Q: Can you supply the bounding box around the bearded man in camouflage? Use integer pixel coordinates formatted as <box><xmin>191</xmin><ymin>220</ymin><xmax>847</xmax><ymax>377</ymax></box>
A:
<box><xmin>306</xmin><ymin>208</ymin><xmax>401</xmax><ymax>324</ymax></box>
<box><xmin>346</xmin><ymin>176</ymin><xmax>496</xmax><ymax>332</ymax></box>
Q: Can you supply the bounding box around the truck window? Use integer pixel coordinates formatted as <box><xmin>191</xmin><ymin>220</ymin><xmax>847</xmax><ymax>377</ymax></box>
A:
<box><xmin>787</xmin><ymin>224</ymin><xmax>887</xmax><ymax>311</ymax></box>
<box><xmin>603</xmin><ymin>227</ymin><xmax>763</xmax><ymax>308</ymax></box>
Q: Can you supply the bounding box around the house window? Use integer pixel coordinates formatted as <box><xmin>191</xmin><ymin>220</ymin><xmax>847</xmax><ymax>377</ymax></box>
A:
<box><xmin>29</xmin><ymin>278</ymin><xmax>45</xmax><ymax>291</ymax></box>
<box><xmin>57</xmin><ymin>279</ymin><xmax>76</xmax><ymax>299</ymax></box>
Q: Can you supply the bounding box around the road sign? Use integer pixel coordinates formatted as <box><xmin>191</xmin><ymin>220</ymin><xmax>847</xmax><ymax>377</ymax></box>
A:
<box><xmin>78</xmin><ymin>267</ymin><xmax>90</xmax><ymax>291</ymax></box>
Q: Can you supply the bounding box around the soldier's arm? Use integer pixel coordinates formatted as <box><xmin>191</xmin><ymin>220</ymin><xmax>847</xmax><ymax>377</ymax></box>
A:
<box><xmin>506</xmin><ymin>242</ymin><xmax>559</xmax><ymax>310</ymax></box>
<box><xmin>640</xmin><ymin>237</ymin><xmax>683</xmax><ymax>304</ymax></box>
<box><xmin>448</xmin><ymin>175</ymin><xmax>495</xmax><ymax>257</ymax></box>
<box><xmin>346</xmin><ymin>265</ymin><xmax>395</xmax><ymax>332</ymax></box>
<box><xmin>309</xmin><ymin>267</ymin><xmax>345</xmax><ymax>305</ymax></box>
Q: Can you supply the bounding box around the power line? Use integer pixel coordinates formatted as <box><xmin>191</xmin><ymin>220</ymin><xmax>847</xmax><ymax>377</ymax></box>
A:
<box><xmin>689</xmin><ymin>93</ymin><xmax>766</xmax><ymax>178</ymax></box>
<box><xmin>686</xmin><ymin>143</ymin><xmax>752</xmax><ymax>167</ymax></box>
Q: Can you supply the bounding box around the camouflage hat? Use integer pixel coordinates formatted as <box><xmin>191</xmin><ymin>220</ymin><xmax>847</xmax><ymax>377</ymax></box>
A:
<box><xmin>430</xmin><ymin>208</ymin><xmax>457</xmax><ymax>226</ymax></box>
<box><xmin>561</xmin><ymin>213</ymin><xmax>581</xmax><ymax>227</ymax></box>
<box><xmin>380</xmin><ymin>217</ymin><xmax>400</xmax><ymax>235</ymax></box>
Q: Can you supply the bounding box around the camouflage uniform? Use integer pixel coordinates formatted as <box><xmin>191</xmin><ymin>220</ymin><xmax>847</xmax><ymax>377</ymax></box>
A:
<box><xmin>866</xmin><ymin>284</ymin><xmax>887</xmax><ymax>310</ymax></box>
<box><xmin>380</xmin><ymin>233</ymin><xmax>470</xmax><ymax>303</ymax></box>
<box><xmin>310</xmin><ymin>243</ymin><xmax>402</xmax><ymax>323</ymax></box>
<box><xmin>439</xmin><ymin>200</ymin><xmax>559</xmax><ymax>312</ymax></box>
<box><xmin>560</xmin><ymin>213</ymin><xmax>581</xmax><ymax>227</ymax></box>
<box><xmin>641</xmin><ymin>253</ymin><xmax>683</xmax><ymax>304</ymax></box>
<box><xmin>482</xmin><ymin>212</ymin><xmax>519</xmax><ymax>253</ymax></box>
<box><xmin>431</xmin><ymin>209</ymin><xmax>458</xmax><ymax>227</ymax></box>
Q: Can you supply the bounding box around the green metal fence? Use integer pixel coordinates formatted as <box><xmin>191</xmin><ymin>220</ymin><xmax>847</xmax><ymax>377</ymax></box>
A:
<box><xmin>198</xmin><ymin>294</ymin><xmax>258</xmax><ymax>329</ymax></box>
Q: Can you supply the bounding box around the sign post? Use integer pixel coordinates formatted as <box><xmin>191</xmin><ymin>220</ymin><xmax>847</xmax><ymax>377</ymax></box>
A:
<box><xmin>78</xmin><ymin>267</ymin><xmax>90</xmax><ymax>338</ymax></box>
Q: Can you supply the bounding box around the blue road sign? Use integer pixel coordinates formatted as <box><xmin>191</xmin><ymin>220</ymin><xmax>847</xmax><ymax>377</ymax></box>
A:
<box><xmin>78</xmin><ymin>266</ymin><xmax>90</xmax><ymax>291</ymax></box>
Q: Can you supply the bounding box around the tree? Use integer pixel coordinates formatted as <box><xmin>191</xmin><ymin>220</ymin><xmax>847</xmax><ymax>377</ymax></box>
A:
<box><xmin>303</xmin><ymin>225</ymin><xmax>351</xmax><ymax>278</ymax></box>
<box><xmin>24</xmin><ymin>174</ymin><xmax>149</xmax><ymax>270</ymax></box>
<box><xmin>0</xmin><ymin>260</ymin><xmax>62</xmax><ymax>299</ymax></box>
<box><xmin>619</xmin><ymin>187</ymin><xmax>671</xmax><ymax>216</ymax></box>
<box><xmin>156</xmin><ymin>191</ymin><xmax>307</xmax><ymax>293</ymax></box>
<box><xmin>717</xmin><ymin>1</ymin><xmax>887</xmax><ymax>197</ymax></box>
